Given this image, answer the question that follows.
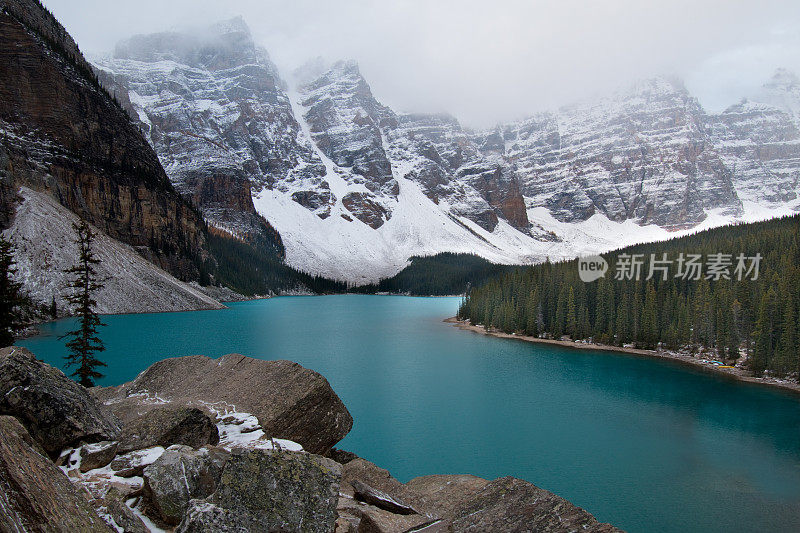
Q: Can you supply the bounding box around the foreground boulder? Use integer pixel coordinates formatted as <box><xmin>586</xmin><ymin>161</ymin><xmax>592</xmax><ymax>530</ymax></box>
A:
<box><xmin>0</xmin><ymin>347</ymin><xmax>121</xmax><ymax>455</ymax></box>
<box><xmin>79</xmin><ymin>441</ymin><xmax>119</xmax><ymax>472</ymax></box>
<box><xmin>0</xmin><ymin>415</ymin><xmax>112</xmax><ymax>532</ymax></box>
<box><xmin>92</xmin><ymin>488</ymin><xmax>149</xmax><ymax>533</ymax></box>
<box><xmin>447</xmin><ymin>476</ymin><xmax>621</xmax><ymax>532</ymax></box>
<box><xmin>117</xmin><ymin>406</ymin><xmax>219</xmax><ymax>454</ymax></box>
<box><xmin>96</xmin><ymin>354</ymin><xmax>353</xmax><ymax>454</ymax></box>
<box><xmin>108</xmin><ymin>446</ymin><xmax>166</xmax><ymax>478</ymax></box>
<box><xmin>143</xmin><ymin>445</ymin><xmax>229</xmax><ymax>525</ymax></box>
<box><xmin>177</xmin><ymin>448</ymin><xmax>341</xmax><ymax>532</ymax></box>
<box><xmin>335</xmin><ymin>456</ymin><xmax>622</xmax><ymax>533</ymax></box>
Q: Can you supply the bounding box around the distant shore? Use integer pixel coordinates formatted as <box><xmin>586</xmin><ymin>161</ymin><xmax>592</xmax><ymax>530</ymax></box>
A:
<box><xmin>445</xmin><ymin>317</ymin><xmax>800</xmax><ymax>396</ymax></box>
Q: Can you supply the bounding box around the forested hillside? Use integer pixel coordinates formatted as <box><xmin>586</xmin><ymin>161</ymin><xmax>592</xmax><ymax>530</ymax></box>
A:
<box><xmin>356</xmin><ymin>253</ymin><xmax>520</xmax><ymax>296</ymax></box>
<box><xmin>204</xmin><ymin>232</ymin><xmax>347</xmax><ymax>296</ymax></box>
<box><xmin>458</xmin><ymin>215</ymin><xmax>800</xmax><ymax>377</ymax></box>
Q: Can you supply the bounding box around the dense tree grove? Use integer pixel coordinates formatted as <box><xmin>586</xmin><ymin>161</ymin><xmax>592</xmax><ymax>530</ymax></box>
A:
<box><xmin>458</xmin><ymin>215</ymin><xmax>800</xmax><ymax>378</ymax></box>
<box><xmin>356</xmin><ymin>253</ymin><xmax>520</xmax><ymax>296</ymax></box>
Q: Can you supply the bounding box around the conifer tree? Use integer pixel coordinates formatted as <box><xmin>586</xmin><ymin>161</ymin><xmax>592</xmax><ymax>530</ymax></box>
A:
<box><xmin>566</xmin><ymin>287</ymin><xmax>577</xmax><ymax>339</ymax></box>
<box><xmin>641</xmin><ymin>282</ymin><xmax>658</xmax><ymax>348</ymax></box>
<box><xmin>751</xmin><ymin>287</ymin><xmax>780</xmax><ymax>376</ymax></box>
<box><xmin>777</xmin><ymin>296</ymin><xmax>797</xmax><ymax>376</ymax></box>
<box><xmin>62</xmin><ymin>220</ymin><xmax>107</xmax><ymax>387</ymax></box>
<box><xmin>0</xmin><ymin>236</ymin><xmax>28</xmax><ymax>347</ymax></box>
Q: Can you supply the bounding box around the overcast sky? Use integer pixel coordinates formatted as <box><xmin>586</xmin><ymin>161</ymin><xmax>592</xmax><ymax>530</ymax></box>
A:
<box><xmin>43</xmin><ymin>0</ymin><xmax>800</xmax><ymax>128</ymax></box>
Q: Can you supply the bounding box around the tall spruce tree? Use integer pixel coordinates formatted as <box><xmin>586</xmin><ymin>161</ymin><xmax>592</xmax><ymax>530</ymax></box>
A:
<box><xmin>62</xmin><ymin>220</ymin><xmax>106</xmax><ymax>386</ymax></box>
<box><xmin>0</xmin><ymin>236</ymin><xmax>29</xmax><ymax>347</ymax></box>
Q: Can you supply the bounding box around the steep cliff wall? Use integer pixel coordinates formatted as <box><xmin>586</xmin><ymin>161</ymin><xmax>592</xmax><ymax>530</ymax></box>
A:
<box><xmin>0</xmin><ymin>0</ymin><xmax>210</xmax><ymax>281</ymax></box>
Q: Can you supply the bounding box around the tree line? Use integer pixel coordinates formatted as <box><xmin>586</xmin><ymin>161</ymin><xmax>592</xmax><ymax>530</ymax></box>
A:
<box><xmin>458</xmin><ymin>215</ymin><xmax>800</xmax><ymax>378</ymax></box>
<box><xmin>354</xmin><ymin>253</ymin><xmax>521</xmax><ymax>296</ymax></box>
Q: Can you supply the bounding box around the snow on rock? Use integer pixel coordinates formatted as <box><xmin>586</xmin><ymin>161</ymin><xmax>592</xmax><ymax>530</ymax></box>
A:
<box><xmin>4</xmin><ymin>187</ymin><xmax>224</xmax><ymax>314</ymax></box>
<box><xmin>59</xmin><ymin>402</ymin><xmax>304</xmax><ymax>532</ymax></box>
<box><xmin>203</xmin><ymin>402</ymin><xmax>304</xmax><ymax>452</ymax></box>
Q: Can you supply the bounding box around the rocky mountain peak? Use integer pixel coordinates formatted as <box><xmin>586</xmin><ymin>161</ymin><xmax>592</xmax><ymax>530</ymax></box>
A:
<box><xmin>753</xmin><ymin>68</ymin><xmax>800</xmax><ymax>127</ymax></box>
<box><xmin>300</xmin><ymin>58</ymin><xmax>397</xmax><ymax>193</ymax></box>
<box><xmin>114</xmin><ymin>16</ymin><xmax>261</xmax><ymax>71</ymax></box>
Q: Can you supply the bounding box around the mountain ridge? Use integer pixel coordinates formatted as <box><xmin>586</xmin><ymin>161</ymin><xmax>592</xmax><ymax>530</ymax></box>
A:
<box><xmin>94</xmin><ymin>17</ymin><xmax>800</xmax><ymax>283</ymax></box>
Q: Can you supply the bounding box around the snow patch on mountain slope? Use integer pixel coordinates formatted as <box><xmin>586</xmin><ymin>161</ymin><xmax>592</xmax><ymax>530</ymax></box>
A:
<box><xmin>4</xmin><ymin>187</ymin><xmax>224</xmax><ymax>314</ymax></box>
<box><xmin>256</xmin><ymin>88</ymin><xmax>798</xmax><ymax>282</ymax></box>
<box><xmin>526</xmin><ymin>201</ymin><xmax>799</xmax><ymax>261</ymax></box>
<box><xmin>253</xmin><ymin>176</ymin><xmax>540</xmax><ymax>283</ymax></box>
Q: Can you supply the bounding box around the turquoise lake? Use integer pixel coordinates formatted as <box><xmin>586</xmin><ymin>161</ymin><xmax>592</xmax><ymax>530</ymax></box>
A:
<box><xmin>19</xmin><ymin>295</ymin><xmax>800</xmax><ymax>532</ymax></box>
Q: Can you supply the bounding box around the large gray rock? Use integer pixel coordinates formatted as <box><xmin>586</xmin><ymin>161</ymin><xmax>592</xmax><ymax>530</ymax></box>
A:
<box><xmin>92</xmin><ymin>487</ymin><xmax>149</xmax><ymax>533</ymax></box>
<box><xmin>96</xmin><ymin>354</ymin><xmax>353</xmax><ymax>454</ymax></box>
<box><xmin>80</xmin><ymin>440</ymin><xmax>119</xmax><ymax>472</ymax></box>
<box><xmin>448</xmin><ymin>476</ymin><xmax>620</xmax><ymax>532</ymax></box>
<box><xmin>117</xmin><ymin>406</ymin><xmax>219</xmax><ymax>454</ymax></box>
<box><xmin>0</xmin><ymin>415</ymin><xmax>113</xmax><ymax>532</ymax></box>
<box><xmin>143</xmin><ymin>445</ymin><xmax>229</xmax><ymax>525</ymax></box>
<box><xmin>336</xmin><ymin>457</ymin><xmax>622</xmax><ymax>533</ymax></box>
<box><xmin>0</xmin><ymin>347</ymin><xmax>121</xmax><ymax>455</ymax></box>
<box><xmin>176</xmin><ymin>448</ymin><xmax>341</xmax><ymax>533</ymax></box>
<box><xmin>336</xmin><ymin>458</ymin><xmax>435</xmax><ymax>533</ymax></box>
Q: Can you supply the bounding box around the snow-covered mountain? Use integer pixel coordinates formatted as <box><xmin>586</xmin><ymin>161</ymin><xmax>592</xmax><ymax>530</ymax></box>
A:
<box><xmin>491</xmin><ymin>78</ymin><xmax>741</xmax><ymax>227</ymax></box>
<box><xmin>94</xmin><ymin>19</ymin><xmax>800</xmax><ymax>283</ymax></box>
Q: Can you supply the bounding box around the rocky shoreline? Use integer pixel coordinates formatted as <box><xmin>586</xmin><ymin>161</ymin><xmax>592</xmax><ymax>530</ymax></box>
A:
<box><xmin>445</xmin><ymin>317</ymin><xmax>800</xmax><ymax>396</ymax></box>
<box><xmin>0</xmin><ymin>346</ymin><xmax>621</xmax><ymax>532</ymax></box>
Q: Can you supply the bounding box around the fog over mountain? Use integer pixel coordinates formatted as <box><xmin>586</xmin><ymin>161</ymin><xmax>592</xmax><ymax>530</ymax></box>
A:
<box><xmin>42</xmin><ymin>0</ymin><xmax>800</xmax><ymax>128</ymax></box>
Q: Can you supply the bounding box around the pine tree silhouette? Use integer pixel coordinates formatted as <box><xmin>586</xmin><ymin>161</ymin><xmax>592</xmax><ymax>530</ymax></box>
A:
<box><xmin>0</xmin><ymin>236</ymin><xmax>29</xmax><ymax>347</ymax></box>
<box><xmin>62</xmin><ymin>220</ymin><xmax>106</xmax><ymax>386</ymax></box>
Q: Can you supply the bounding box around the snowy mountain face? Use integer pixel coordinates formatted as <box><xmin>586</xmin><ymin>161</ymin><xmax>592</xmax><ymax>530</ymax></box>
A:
<box><xmin>708</xmin><ymin>100</ymin><xmax>800</xmax><ymax>205</ymax></box>
<box><xmin>93</xmin><ymin>17</ymin><xmax>315</xmax><ymax>248</ymax></box>
<box><xmin>94</xmin><ymin>19</ymin><xmax>800</xmax><ymax>282</ymax></box>
<box><xmin>296</xmin><ymin>60</ymin><xmax>398</xmax><ymax>228</ymax></box>
<box><xmin>705</xmin><ymin>69</ymin><xmax>800</xmax><ymax>207</ymax></box>
<box><xmin>494</xmin><ymin>78</ymin><xmax>742</xmax><ymax>228</ymax></box>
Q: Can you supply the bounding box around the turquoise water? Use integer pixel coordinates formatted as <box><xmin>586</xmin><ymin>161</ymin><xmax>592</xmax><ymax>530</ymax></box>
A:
<box><xmin>20</xmin><ymin>295</ymin><xmax>800</xmax><ymax>532</ymax></box>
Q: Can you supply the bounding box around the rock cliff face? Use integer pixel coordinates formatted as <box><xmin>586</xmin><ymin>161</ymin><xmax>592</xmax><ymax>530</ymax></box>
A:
<box><xmin>4</xmin><ymin>187</ymin><xmax>223</xmax><ymax>314</ymax></box>
<box><xmin>0</xmin><ymin>0</ymin><xmax>211</xmax><ymax>281</ymax></box>
<box><xmin>708</xmin><ymin>75</ymin><xmax>800</xmax><ymax>205</ymax></box>
<box><xmin>93</xmin><ymin>17</ymin><xmax>297</xmax><ymax>252</ymax></box>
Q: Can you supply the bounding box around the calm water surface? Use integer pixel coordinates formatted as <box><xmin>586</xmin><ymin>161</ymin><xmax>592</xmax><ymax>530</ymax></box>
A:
<box><xmin>20</xmin><ymin>295</ymin><xmax>800</xmax><ymax>532</ymax></box>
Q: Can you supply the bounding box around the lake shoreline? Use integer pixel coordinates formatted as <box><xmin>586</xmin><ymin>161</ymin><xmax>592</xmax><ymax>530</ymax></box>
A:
<box><xmin>445</xmin><ymin>317</ymin><xmax>800</xmax><ymax>396</ymax></box>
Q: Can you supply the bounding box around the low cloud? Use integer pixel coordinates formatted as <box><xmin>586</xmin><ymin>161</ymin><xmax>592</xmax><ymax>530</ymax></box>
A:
<box><xmin>44</xmin><ymin>0</ymin><xmax>800</xmax><ymax>128</ymax></box>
